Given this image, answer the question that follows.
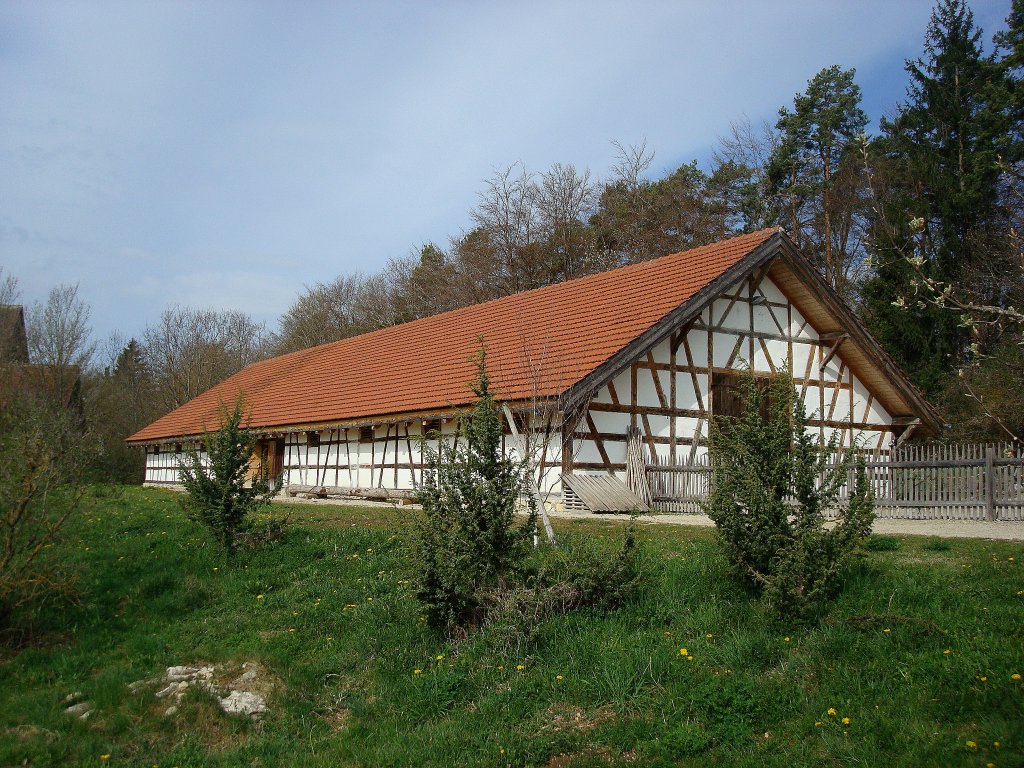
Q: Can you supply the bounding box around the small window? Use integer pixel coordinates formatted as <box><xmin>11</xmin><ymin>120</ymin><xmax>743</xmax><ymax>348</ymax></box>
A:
<box><xmin>307</xmin><ymin>431</ymin><xmax>320</xmax><ymax>447</ymax></box>
<box><xmin>422</xmin><ymin>418</ymin><xmax>441</xmax><ymax>437</ymax></box>
<box><xmin>153</xmin><ymin>445</ymin><xmax>160</xmax><ymax>456</ymax></box>
<box><xmin>359</xmin><ymin>425</ymin><xmax>375</xmax><ymax>443</ymax></box>
<box><xmin>174</xmin><ymin>443</ymin><xmax>182</xmax><ymax>454</ymax></box>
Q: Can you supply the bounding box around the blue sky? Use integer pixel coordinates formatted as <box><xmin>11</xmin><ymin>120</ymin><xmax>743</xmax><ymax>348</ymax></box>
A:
<box><xmin>0</xmin><ymin>0</ymin><xmax>1012</xmax><ymax>347</ymax></box>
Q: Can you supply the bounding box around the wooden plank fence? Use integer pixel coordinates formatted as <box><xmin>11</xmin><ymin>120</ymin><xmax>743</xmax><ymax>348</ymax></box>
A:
<box><xmin>646</xmin><ymin>442</ymin><xmax>1024</xmax><ymax>521</ymax></box>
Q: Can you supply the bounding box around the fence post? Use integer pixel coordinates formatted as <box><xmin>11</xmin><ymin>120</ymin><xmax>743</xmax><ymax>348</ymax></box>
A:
<box><xmin>985</xmin><ymin>446</ymin><xmax>996</xmax><ymax>522</ymax></box>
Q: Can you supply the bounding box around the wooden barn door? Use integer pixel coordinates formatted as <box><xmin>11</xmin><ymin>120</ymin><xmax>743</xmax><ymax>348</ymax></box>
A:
<box><xmin>256</xmin><ymin>438</ymin><xmax>286</xmax><ymax>483</ymax></box>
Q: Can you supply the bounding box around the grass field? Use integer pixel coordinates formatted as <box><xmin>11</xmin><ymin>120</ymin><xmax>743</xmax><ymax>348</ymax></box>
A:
<box><xmin>0</xmin><ymin>486</ymin><xmax>1021</xmax><ymax>767</ymax></box>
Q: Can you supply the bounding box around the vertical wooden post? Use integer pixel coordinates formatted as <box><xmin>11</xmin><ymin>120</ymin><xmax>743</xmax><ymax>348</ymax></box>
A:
<box><xmin>985</xmin><ymin>446</ymin><xmax>996</xmax><ymax>522</ymax></box>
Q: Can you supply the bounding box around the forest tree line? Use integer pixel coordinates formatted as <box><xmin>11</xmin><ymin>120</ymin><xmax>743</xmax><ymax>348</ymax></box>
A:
<box><xmin>3</xmin><ymin>0</ymin><xmax>1022</xmax><ymax>483</ymax></box>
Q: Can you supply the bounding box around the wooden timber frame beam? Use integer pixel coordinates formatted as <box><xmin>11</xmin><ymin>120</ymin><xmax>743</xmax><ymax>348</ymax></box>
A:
<box><xmin>818</xmin><ymin>332</ymin><xmax>850</xmax><ymax>372</ymax></box>
<box><xmin>560</xmin><ymin>228</ymin><xmax>944</xmax><ymax>438</ymax></box>
<box><xmin>892</xmin><ymin>416</ymin><xmax>922</xmax><ymax>448</ymax></box>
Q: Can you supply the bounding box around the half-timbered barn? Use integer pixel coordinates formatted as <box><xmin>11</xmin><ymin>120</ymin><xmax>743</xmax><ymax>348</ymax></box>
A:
<box><xmin>127</xmin><ymin>228</ymin><xmax>942</xmax><ymax>509</ymax></box>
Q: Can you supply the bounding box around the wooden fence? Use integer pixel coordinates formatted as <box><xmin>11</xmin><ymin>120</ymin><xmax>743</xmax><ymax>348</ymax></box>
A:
<box><xmin>646</xmin><ymin>442</ymin><xmax>1024</xmax><ymax>521</ymax></box>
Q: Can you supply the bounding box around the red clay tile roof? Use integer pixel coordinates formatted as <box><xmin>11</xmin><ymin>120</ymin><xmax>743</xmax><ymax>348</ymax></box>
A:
<box><xmin>127</xmin><ymin>228</ymin><xmax>780</xmax><ymax>443</ymax></box>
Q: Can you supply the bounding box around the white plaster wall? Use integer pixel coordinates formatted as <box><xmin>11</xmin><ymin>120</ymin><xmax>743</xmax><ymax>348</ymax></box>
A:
<box><xmin>144</xmin><ymin>443</ymin><xmax>206</xmax><ymax>483</ymax></box>
<box><xmin>591</xmin><ymin>411</ymin><xmax>630</xmax><ymax>434</ymax></box>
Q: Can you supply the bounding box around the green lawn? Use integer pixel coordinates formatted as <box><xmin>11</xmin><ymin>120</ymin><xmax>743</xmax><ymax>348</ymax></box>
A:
<box><xmin>1</xmin><ymin>486</ymin><xmax>1021</xmax><ymax>767</ymax></box>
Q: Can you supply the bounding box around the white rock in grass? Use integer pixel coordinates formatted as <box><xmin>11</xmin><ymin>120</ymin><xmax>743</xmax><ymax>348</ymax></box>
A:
<box><xmin>64</xmin><ymin>701</ymin><xmax>94</xmax><ymax>719</ymax></box>
<box><xmin>154</xmin><ymin>683</ymin><xmax>179</xmax><ymax>699</ymax></box>
<box><xmin>166</xmin><ymin>666</ymin><xmax>201</xmax><ymax>681</ymax></box>
<box><xmin>219</xmin><ymin>691</ymin><xmax>267</xmax><ymax>717</ymax></box>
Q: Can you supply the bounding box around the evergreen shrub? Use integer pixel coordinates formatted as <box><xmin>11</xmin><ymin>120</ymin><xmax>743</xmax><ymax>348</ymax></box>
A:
<box><xmin>178</xmin><ymin>398</ymin><xmax>282</xmax><ymax>556</ymax></box>
<box><xmin>413</xmin><ymin>349</ymin><xmax>642</xmax><ymax>636</ymax></box>
<box><xmin>413</xmin><ymin>351</ymin><xmax>538</xmax><ymax>630</ymax></box>
<box><xmin>704</xmin><ymin>372</ymin><xmax>874</xmax><ymax>617</ymax></box>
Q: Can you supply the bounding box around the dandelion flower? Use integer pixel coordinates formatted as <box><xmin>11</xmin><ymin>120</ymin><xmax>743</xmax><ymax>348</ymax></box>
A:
<box><xmin>784</xmin><ymin>637</ymin><xmax>791</xmax><ymax>643</ymax></box>
<box><xmin>827</xmin><ymin>708</ymin><xmax>837</xmax><ymax>716</ymax></box>
<box><xmin>814</xmin><ymin>721</ymin><xmax>822</xmax><ymax>727</ymax></box>
<box><xmin>679</xmin><ymin>648</ymin><xmax>688</xmax><ymax>656</ymax></box>
<box><xmin>980</xmin><ymin>676</ymin><xmax>988</xmax><ymax>682</ymax></box>
<box><xmin>994</xmin><ymin>741</ymin><xmax>1001</xmax><ymax>747</ymax></box>
<box><xmin>256</xmin><ymin>594</ymin><xmax>264</xmax><ymax>600</ymax></box>
<box><xmin>706</xmin><ymin>633</ymin><xmax>713</xmax><ymax>639</ymax></box>
<box><xmin>555</xmin><ymin>675</ymin><xmax>563</xmax><ymax>680</ymax></box>
<box><xmin>943</xmin><ymin>649</ymin><xmax>952</xmax><ymax>655</ymax></box>
<box><xmin>883</xmin><ymin>628</ymin><xmax>891</xmax><ymax>634</ymax></box>
<box><xmin>1012</xmin><ymin>673</ymin><xmax>1021</xmax><ymax>681</ymax></box>
<box><xmin>687</xmin><ymin>656</ymin><xmax>693</xmax><ymax>661</ymax></box>
<box><xmin>841</xmin><ymin>717</ymin><xmax>850</xmax><ymax>725</ymax></box>
<box><xmin>413</xmin><ymin>669</ymin><xmax>422</xmax><ymax>675</ymax></box>
<box><xmin>516</xmin><ymin>664</ymin><xmax>525</xmax><ymax>671</ymax></box>
<box><xmin>436</xmin><ymin>655</ymin><xmax>444</xmax><ymax>661</ymax></box>
<box><xmin>966</xmin><ymin>740</ymin><xmax>977</xmax><ymax>749</ymax></box>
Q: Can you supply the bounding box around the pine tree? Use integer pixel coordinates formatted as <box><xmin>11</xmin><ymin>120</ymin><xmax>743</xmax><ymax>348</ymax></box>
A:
<box><xmin>862</xmin><ymin>0</ymin><xmax>1008</xmax><ymax>395</ymax></box>
<box><xmin>767</xmin><ymin>65</ymin><xmax>869</xmax><ymax>298</ymax></box>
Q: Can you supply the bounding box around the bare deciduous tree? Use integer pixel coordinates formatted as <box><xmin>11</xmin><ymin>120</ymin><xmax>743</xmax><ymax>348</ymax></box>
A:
<box><xmin>713</xmin><ymin>116</ymin><xmax>781</xmax><ymax>232</ymax></box>
<box><xmin>0</xmin><ymin>268</ymin><xmax>20</xmax><ymax>306</ymax></box>
<box><xmin>142</xmin><ymin>306</ymin><xmax>274</xmax><ymax>414</ymax></box>
<box><xmin>277</xmin><ymin>273</ymin><xmax>370</xmax><ymax>353</ymax></box>
<box><xmin>26</xmin><ymin>283</ymin><xmax>95</xmax><ymax>406</ymax></box>
<box><xmin>535</xmin><ymin>163</ymin><xmax>599</xmax><ymax>280</ymax></box>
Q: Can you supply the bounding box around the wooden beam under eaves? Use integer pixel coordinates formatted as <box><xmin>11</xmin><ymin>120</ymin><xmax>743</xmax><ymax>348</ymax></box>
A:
<box><xmin>890</xmin><ymin>415</ymin><xmax>922</xmax><ymax>425</ymax></box>
<box><xmin>894</xmin><ymin>417</ymin><xmax>921</xmax><ymax>448</ymax></box>
<box><xmin>819</xmin><ymin>333</ymin><xmax>849</xmax><ymax>372</ymax></box>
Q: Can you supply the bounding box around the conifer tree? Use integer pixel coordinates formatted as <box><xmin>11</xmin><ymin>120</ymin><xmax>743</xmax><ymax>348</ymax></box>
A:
<box><xmin>862</xmin><ymin>0</ymin><xmax>1009</xmax><ymax>395</ymax></box>
<box><xmin>178</xmin><ymin>398</ymin><xmax>279</xmax><ymax>556</ymax></box>
<box><xmin>705</xmin><ymin>373</ymin><xmax>874</xmax><ymax>618</ymax></box>
<box><xmin>767</xmin><ymin>65</ymin><xmax>869</xmax><ymax>298</ymax></box>
<box><xmin>413</xmin><ymin>349</ymin><xmax>537</xmax><ymax>630</ymax></box>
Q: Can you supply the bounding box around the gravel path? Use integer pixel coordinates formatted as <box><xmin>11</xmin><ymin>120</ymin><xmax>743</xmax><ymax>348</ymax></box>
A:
<box><xmin>272</xmin><ymin>492</ymin><xmax>1024</xmax><ymax>541</ymax></box>
<box><xmin>543</xmin><ymin>507</ymin><xmax>1024</xmax><ymax>541</ymax></box>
